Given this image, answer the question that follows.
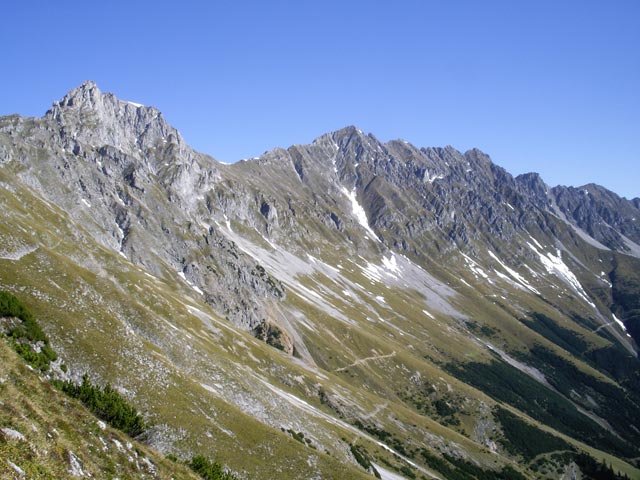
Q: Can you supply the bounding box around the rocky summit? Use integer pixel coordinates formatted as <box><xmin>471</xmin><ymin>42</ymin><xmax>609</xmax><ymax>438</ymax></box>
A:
<box><xmin>1</xmin><ymin>82</ymin><xmax>639</xmax><ymax>479</ymax></box>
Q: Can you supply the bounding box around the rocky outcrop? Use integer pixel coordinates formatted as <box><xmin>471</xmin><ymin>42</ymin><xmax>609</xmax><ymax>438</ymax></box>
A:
<box><xmin>551</xmin><ymin>183</ymin><xmax>640</xmax><ymax>253</ymax></box>
<box><xmin>0</xmin><ymin>82</ymin><xmax>286</xmax><ymax>331</ymax></box>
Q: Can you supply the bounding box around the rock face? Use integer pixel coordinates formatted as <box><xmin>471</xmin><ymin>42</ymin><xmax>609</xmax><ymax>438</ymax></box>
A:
<box><xmin>1</xmin><ymin>81</ymin><xmax>287</xmax><ymax>331</ymax></box>
<box><xmin>551</xmin><ymin>183</ymin><xmax>640</xmax><ymax>253</ymax></box>
<box><xmin>2</xmin><ymin>82</ymin><xmax>640</xmax><ymax>480</ymax></box>
<box><xmin>46</xmin><ymin>80</ymin><xmax>180</xmax><ymax>155</ymax></box>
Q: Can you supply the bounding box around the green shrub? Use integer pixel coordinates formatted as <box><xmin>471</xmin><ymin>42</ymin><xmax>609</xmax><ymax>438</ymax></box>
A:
<box><xmin>350</xmin><ymin>444</ymin><xmax>381</xmax><ymax>478</ymax></box>
<box><xmin>188</xmin><ymin>455</ymin><xmax>237</xmax><ymax>480</ymax></box>
<box><xmin>0</xmin><ymin>290</ymin><xmax>57</xmax><ymax>371</ymax></box>
<box><xmin>520</xmin><ymin>345</ymin><xmax>640</xmax><ymax>451</ymax></box>
<box><xmin>0</xmin><ymin>291</ymin><xmax>35</xmax><ymax>325</ymax></box>
<box><xmin>445</xmin><ymin>358</ymin><xmax>635</xmax><ymax>457</ymax></box>
<box><xmin>573</xmin><ymin>452</ymin><xmax>631</xmax><ymax>480</ymax></box>
<box><xmin>494</xmin><ymin>407</ymin><xmax>574</xmax><ymax>460</ymax></box>
<box><xmin>52</xmin><ymin>374</ymin><xmax>145</xmax><ymax>437</ymax></box>
<box><xmin>418</xmin><ymin>447</ymin><xmax>527</xmax><ymax>480</ymax></box>
<box><xmin>399</xmin><ymin>465</ymin><xmax>416</xmax><ymax>478</ymax></box>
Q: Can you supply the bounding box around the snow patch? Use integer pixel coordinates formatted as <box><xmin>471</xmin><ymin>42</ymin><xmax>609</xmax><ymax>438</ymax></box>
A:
<box><xmin>7</xmin><ymin>460</ymin><xmax>25</xmax><ymax>477</ymax></box>
<box><xmin>598</xmin><ymin>271</ymin><xmax>612</xmax><ymax>287</ymax></box>
<box><xmin>488</xmin><ymin>251</ymin><xmax>540</xmax><ymax>294</ymax></box>
<box><xmin>0</xmin><ymin>245</ymin><xmax>38</xmax><ymax>261</ymax></box>
<box><xmin>81</xmin><ymin>198</ymin><xmax>91</xmax><ymax>208</ymax></box>
<box><xmin>201</xmin><ymin>383</ymin><xmax>220</xmax><ymax>394</ymax></box>
<box><xmin>176</xmin><ymin>271</ymin><xmax>202</xmax><ymax>294</ymax></box>
<box><xmin>307</xmin><ymin>254</ymin><xmax>339</xmax><ymax>273</ymax></box>
<box><xmin>126</xmin><ymin>100</ymin><xmax>144</xmax><ymax>108</ymax></box>
<box><xmin>424</xmin><ymin>170</ymin><xmax>445</xmax><ymax>183</ymax></box>
<box><xmin>341</xmin><ymin>187</ymin><xmax>380</xmax><ymax>241</ymax></box>
<box><xmin>461</xmin><ymin>253</ymin><xmax>489</xmax><ymax>280</ymax></box>
<box><xmin>529</xmin><ymin>236</ymin><xmax>544</xmax><ymax>250</ymax></box>
<box><xmin>527</xmin><ymin>242</ymin><xmax>595</xmax><ymax>308</ymax></box>
<box><xmin>382</xmin><ymin>253</ymin><xmax>401</xmax><ymax>274</ymax></box>
<box><xmin>612</xmin><ymin>313</ymin><xmax>628</xmax><ymax>332</ymax></box>
<box><xmin>223</xmin><ymin>214</ymin><xmax>232</xmax><ymax>231</ymax></box>
<box><xmin>361</xmin><ymin>253</ymin><xmax>402</xmax><ymax>283</ymax></box>
<box><xmin>361</xmin><ymin>261</ymin><xmax>384</xmax><ymax>283</ymax></box>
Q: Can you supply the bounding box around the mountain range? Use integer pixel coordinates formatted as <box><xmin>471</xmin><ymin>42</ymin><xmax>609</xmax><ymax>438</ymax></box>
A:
<box><xmin>1</xmin><ymin>81</ymin><xmax>639</xmax><ymax>479</ymax></box>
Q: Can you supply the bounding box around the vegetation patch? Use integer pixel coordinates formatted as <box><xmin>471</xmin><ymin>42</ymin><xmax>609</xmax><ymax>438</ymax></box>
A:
<box><xmin>517</xmin><ymin>345</ymin><xmax>640</xmax><ymax>452</ymax></box>
<box><xmin>0</xmin><ymin>290</ymin><xmax>57</xmax><ymax>371</ymax></box>
<box><xmin>253</xmin><ymin>321</ymin><xmax>290</xmax><ymax>352</ymax></box>
<box><xmin>465</xmin><ymin>320</ymin><xmax>498</xmax><ymax>338</ymax></box>
<box><xmin>572</xmin><ymin>452</ymin><xmax>633</xmax><ymax>480</ymax></box>
<box><xmin>610</xmin><ymin>254</ymin><xmax>640</xmax><ymax>345</ymax></box>
<box><xmin>52</xmin><ymin>374</ymin><xmax>146</xmax><ymax>437</ymax></box>
<box><xmin>494</xmin><ymin>407</ymin><xmax>574</xmax><ymax>460</ymax></box>
<box><xmin>418</xmin><ymin>447</ymin><xmax>527</xmax><ymax>480</ymax></box>
<box><xmin>445</xmin><ymin>357</ymin><xmax>633</xmax><ymax>458</ymax></box>
<box><xmin>349</xmin><ymin>444</ymin><xmax>381</xmax><ymax>478</ymax></box>
<box><xmin>523</xmin><ymin>312</ymin><xmax>589</xmax><ymax>356</ymax></box>
<box><xmin>281</xmin><ymin>428</ymin><xmax>315</xmax><ymax>448</ymax></box>
<box><xmin>399</xmin><ymin>384</ymin><xmax>462</xmax><ymax>427</ymax></box>
<box><xmin>524</xmin><ymin>312</ymin><xmax>640</xmax><ymax>396</ymax></box>
<box><xmin>188</xmin><ymin>455</ymin><xmax>238</xmax><ymax>480</ymax></box>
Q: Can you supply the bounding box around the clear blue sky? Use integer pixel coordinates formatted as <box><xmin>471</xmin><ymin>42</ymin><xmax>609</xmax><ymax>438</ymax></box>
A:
<box><xmin>2</xmin><ymin>0</ymin><xmax>639</xmax><ymax>198</ymax></box>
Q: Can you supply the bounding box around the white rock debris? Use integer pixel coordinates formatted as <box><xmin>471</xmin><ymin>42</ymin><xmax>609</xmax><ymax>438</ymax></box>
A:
<box><xmin>67</xmin><ymin>451</ymin><xmax>85</xmax><ymax>477</ymax></box>
<box><xmin>7</xmin><ymin>460</ymin><xmax>25</xmax><ymax>477</ymax></box>
<box><xmin>1</xmin><ymin>427</ymin><xmax>26</xmax><ymax>441</ymax></box>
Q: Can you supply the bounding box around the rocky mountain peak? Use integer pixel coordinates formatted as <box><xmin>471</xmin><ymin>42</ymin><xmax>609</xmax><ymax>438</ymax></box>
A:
<box><xmin>45</xmin><ymin>81</ymin><xmax>181</xmax><ymax>156</ymax></box>
<box><xmin>515</xmin><ymin>172</ymin><xmax>550</xmax><ymax>209</ymax></box>
<box><xmin>551</xmin><ymin>182</ymin><xmax>640</xmax><ymax>251</ymax></box>
<box><xmin>328</xmin><ymin>126</ymin><xmax>382</xmax><ymax>155</ymax></box>
<box><xmin>54</xmin><ymin>80</ymin><xmax>102</xmax><ymax>110</ymax></box>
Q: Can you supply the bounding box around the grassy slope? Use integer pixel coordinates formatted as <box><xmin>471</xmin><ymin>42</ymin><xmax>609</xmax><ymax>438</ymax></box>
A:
<box><xmin>0</xmin><ymin>182</ymin><xmax>378</xmax><ymax>479</ymax></box>
<box><xmin>0</xmin><ymin>340</ymin><xmax>201</xmax><ymax>479</ymax></box>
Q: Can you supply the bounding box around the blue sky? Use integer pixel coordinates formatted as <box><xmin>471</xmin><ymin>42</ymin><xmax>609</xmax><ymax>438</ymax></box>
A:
<box><xmin>2</xmin><ymin>0</ymin><xmax>638</xmax><ymax>198</ymax></box>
